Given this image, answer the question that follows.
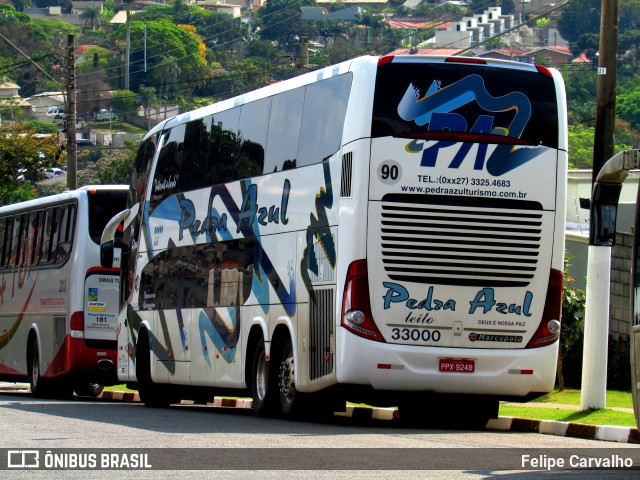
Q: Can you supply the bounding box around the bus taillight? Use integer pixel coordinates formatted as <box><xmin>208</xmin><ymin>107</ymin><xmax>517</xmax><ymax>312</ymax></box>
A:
<box><xmin>535</xmin><ymin>64</ymin><xmax>553</xmax><ymax>79</ymax></box>
<box><xmin>341</xmin><ymin>260</ymin><xmax>385</xmax><ymax>342</ymax></box>
<box><xmin>526</xmin><ymin>269</ymin><xmax>563</xmax><ymax>348</ymax></box>
<box><xmin>70</xmin><ymin>311</ymin><xmax>85</xmax><ymax>339</ymax></box>
<box><xmin>378</xmin><ymin>55</ymin><xmax>394</xmax><ymax>68</ymax></box>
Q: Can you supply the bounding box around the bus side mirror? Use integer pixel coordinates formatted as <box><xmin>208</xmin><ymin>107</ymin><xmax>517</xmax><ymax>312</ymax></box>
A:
<box><xmin>101</xmin><ymin>240</ymin><xmax>114</xmax><ymax>268</ymax></box>
<box><xmin>100</xmin><ymin>209</ymin><xmax>130</xmax><ymax>268</ymax></box>
<box><xmin>589</xmin><ymin>183</ymin><xmax>623</xmax><ymax>246</ymax></box>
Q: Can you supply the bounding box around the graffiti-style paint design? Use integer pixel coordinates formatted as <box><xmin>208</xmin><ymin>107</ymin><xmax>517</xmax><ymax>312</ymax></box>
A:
<box><xmin>301</xmin><ymin>160</ymin><xmax>337</xmax><ymax>292</ymax></box>
<box><xmin>148</xmin><ymin>180</ymin><xmax>297</xmax><ymax>314</ymax></box>
<box><xmin>198</xmin><ymin>307</ymin><xmax>239</xmax><ymax>366</ymax></box>
<box><xmin>397</xmin><ymin>75</ymin><xmax>547</xmax><ymax>176</ymax></box>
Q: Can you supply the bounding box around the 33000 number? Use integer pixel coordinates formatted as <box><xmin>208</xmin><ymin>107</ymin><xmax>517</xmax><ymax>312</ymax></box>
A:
<box><xmin>391</xmin><ymin>328</ymin><xmax>441</xmax><ymax>342</ymax></box>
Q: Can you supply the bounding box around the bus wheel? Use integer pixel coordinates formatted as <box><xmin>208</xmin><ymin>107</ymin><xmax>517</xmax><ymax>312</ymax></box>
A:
<box><xmin>278</xmin><ymin>337</ymin><xmax>328</xmax><ymax>420</ymax></box>
<box><xmin>28</xmin><ymin>341</ymin><xmax>46</xmax><ymax>398</ymax></box>
<box><xmin>251</xmin><ymin>338</ymin><xmax>279</xmax><ymax>417</ymax></box>
<box><xmin>136</xmin><ymin>334</ymin><xmax>175</xmax><ymax>408</ymax></box>
<box><xmin>74</xmin><ymin>383</ymin><xmax>104</xmax><ymax>398</ymax></box>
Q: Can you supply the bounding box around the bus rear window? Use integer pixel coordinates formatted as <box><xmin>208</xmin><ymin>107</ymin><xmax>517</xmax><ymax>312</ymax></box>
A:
<box><xmin>372</xmin><ymin>62</ymin><xmax>559</xmax><ymax>149</ymax></box>
<box><xmin>88</xmin><ymin>190</ymin><xmax>128</xmax><ymax>244</ymax></box>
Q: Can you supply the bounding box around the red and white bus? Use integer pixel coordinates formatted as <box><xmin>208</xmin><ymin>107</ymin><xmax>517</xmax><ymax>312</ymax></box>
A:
<box><xmin>0</xmin><ymin>185</ymin><xmax>127</xmax><ymax>397</ymax></box>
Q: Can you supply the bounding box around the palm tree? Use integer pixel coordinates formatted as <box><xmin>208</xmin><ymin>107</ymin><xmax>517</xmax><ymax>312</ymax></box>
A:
<box><xmin>356</xmin><ymin>10</ymin><xmax>384</xmax><ymax>44</ymax></box>
<box><xmin>153</xmin><ymin>55</ymin><xmax>182</xmax><ymax>97</ymax></box>
<box><xmin>80</xmin><ymin>6</ymin><xmax>103</xmax><ymax>31</ymax></box>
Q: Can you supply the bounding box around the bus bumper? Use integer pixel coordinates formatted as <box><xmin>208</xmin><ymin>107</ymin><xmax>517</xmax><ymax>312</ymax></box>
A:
<box><xmin>44</xmin><ymin>335</ymin><xmax>118</xmax><ymax>386</ymax></box>
<box><xmin>335</xmin><ymin>328</ymin><xmax>558</xmax><ymax>398</ymax></box>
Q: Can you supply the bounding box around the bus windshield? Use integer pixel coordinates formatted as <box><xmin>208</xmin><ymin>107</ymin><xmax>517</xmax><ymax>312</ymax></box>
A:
<box><xmin>372</xmin><ymin>60</ymin><xmax>560</xmax><ymax>149</ymax></box>
<box><xmin>87</xmin><ymin>189</ymin><xmax>128</xmax><ymax>244</ymax></box>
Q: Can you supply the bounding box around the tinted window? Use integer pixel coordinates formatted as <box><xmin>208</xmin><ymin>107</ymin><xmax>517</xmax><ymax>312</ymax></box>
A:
<box><xmin>130</xmin><ymin>135</ymin><xmax>158</xmax><ymax>208</ymax></box>
<box><xmin>179</xmin><ymin>117</ymin><xmax>212</xmax><ymax>192</ymax></box>
<box><xmin>28</xmin><ymin>211</ymin><xmax>41</xmax><ymax>265</ymax></box>
<box><xmin>56</xmin><ymin>205</ymin><xmax>74</xmax><ymax>261</ymax></box>
<box><xmin>87</xmin><ymin>190</ymin><xmax>128</xmax><ymax>244</ymax></box>
<box><xmin>0</xmin><ymin>219</ymin><xmax>5</xmax><ymax>266</ymax></box>
<box><xmin>265</xmin><ymin>87</ymin><xmax>304</xmax><ymax>173</ymax></box>
<box><xmin>372</xmin><ymin>62</ymin><xmax>559</xmax><ymax>149</ymax></box>
<box><xmin>208</xmin><ymin>108</ymin><xmax>241</xmax><ymax>185</ymax></box>
<box><xmin>139</xmin><ymin>238</ymin><xmax>256</xmax><ymax>310</ymax></box>
<box><xmin>297</xmin><ymin>74</ymin><xmax>352</xmax><ymax>167</ymax></box>
<box><xmin>150</xmin><ymin>125</ymin><xmax>185</xmax><ymax>213</ymax></box>
<box><xmin>237</xmin><ymin>98</ymin><xmax>270</xmax><ymax>179</ymax></box>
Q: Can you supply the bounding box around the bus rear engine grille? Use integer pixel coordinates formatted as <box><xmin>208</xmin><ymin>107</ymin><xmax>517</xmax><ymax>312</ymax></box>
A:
<box><xmin>379</xmin><ymin>194</ymin><xmax>544</xmax><ymax>287</ymax></box>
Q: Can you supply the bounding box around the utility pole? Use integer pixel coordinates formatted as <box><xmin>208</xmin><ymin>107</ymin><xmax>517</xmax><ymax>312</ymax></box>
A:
<box><xmin>592</xmin><ymin>0</ymin><xmax>619</xmax><ymax>184</ymax></box>
<box><xmin>66</xmin><ymin>34</ymin><xmax>77</xmax><ymax>191</ymax></box>
<box><xmin>125</xmin><ymin>0</ymin><xmax>131</xmax><ymax>90</ymax></box>
<box><xmin>581</xmin><ymin>0</ymin><xmax>619</xmax><ymax>411</ymax></box>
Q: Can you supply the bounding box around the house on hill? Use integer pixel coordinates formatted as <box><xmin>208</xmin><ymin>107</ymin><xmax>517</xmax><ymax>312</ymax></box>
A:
<box><xmin>0</xmin><ymin>82</ymin><xmax>32</xmax><ymax>118</ymax></box>
<box><xmin>24</xmin><ymin>2</ymin><xmax>104</xmax><ymax>29</ymax></box>
<box><xmin>478</xmin><ymin>46</ymin><xmax>573</xmax><ymax>67</ymax></box>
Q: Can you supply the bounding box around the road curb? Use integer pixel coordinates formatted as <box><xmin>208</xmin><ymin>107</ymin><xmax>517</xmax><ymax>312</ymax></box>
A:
<box><xmin>9</xmin><ymin>388</ymin><xmax>638</xmax><ymax>444</ymax></box>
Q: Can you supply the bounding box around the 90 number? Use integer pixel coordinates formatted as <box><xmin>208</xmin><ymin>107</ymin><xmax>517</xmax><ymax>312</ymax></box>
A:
<box><xmin>381</xmin><ymin>164</ymin><xmax>398</xmax><ymax>180</ymax></box>
<box><xmin>378</xmin><ymin>160</ymin><xmax>401</xmax><ymax>185</ymax></box>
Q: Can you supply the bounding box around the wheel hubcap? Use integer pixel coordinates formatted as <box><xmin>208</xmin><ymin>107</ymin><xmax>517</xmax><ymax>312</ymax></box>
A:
<box><xmin>278</xmin><ymin>354</ymin><xmax>295</xmax><ymax>402</ymax></box>
<box><xmin>256</xmin><ymin>354</ymin><xmax>268</xmax><ymax>401</ymax></box>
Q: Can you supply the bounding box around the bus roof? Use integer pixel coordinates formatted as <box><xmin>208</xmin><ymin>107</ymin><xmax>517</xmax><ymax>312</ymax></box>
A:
<box><xmin>0</xmin><ymin>185</ymin><xmax>128</xmax><ymax>215</ymax></box>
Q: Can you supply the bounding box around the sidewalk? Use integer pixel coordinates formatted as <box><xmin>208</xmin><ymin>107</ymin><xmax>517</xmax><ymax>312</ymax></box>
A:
<box><xmin>2</xmin><ymin>383</ymin><xmax>638</xmax><ymax>444</ymax></box>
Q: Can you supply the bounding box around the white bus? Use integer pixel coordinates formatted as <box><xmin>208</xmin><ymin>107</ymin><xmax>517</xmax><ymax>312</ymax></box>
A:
<box><xmin>101</xmin><ymin>55</ymin><xmax>567</xmax><ymax>425</ymax></box>
<box><xmin>0</xmin><ymin>185</ymin><xmax>128</xmax><ymax>398</ymax></box>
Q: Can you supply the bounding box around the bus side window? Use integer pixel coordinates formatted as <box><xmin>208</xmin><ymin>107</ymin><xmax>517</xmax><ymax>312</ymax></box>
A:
<box><xmin>179</xmin><ymin>117</ymin><xmax>211</xmax><ymax>192</ymax></box>
<box><xmin>17</xmin><ymin>214</ymin><xmax>29</xmax><ymax>267</ymax></box>
<box><xmin>148</xmin><ymin>126</ymin><xmax>184</xmax><ymax>214</ymax></box>
<box><xmin>208</xmin><ymin>108</ymin><xmax>240</xmax><ymax>185</ymax></box>
<box><xmin>28</xmin><ymin>211</ymin><xmax>41</xmax><ymax>266</ymax></box>
<box><xmin>40</xmin><ymin>209</ymin><xmax>53</xmax><ymax>264</ymax></box>
<box><xmin>264</xmin><ymin>87</ymin><xmax>304</xmax><ymax>174</ymax></box>
<box><xmin>48</xmin><ymin>207</ymin><xmax>61</xmax><ymax>264</ymax></box>
<box><xmin>10</xmin><ymin>216</ymin><xmax>22</xmax><ymax>267</ymax></box>
<box><xmin>3</xmin><ymin>216</ymin><xmax>13</xmax><ymax>268</ymax></box>
<box><xmin>0</xmin><ymin>218</ymin><xmax>5</xmax><ymax>267</ymax></box>
<box><xmin>297</xmin><ymin>74</ymin><xmax>352</xmax><ymax>167</ymax></box>
<box><xmin>237</xmin><ymin>98</ymin><xmax>269</xmax><ymax>179</ymax></box>
<box><xmin>56</xmin><ymin>205</ymin><xmax>74</xmax><ymax>262</ymax></box>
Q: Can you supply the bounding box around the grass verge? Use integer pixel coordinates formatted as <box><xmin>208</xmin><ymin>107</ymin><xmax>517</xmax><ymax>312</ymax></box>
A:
<box><xmin>499</xmin><ymin>404</ymin><xmax>636</xmax><ymax>427</ymax></box>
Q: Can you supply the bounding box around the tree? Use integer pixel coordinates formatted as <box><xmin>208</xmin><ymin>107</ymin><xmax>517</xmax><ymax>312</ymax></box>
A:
<box><xmin>111</xmin><ymin>19</ymin><xmax>212</xmax><ymax>95</ymax></box>
<box><xmin>616</xmin><ymin>83</ymin><xmax>640</xmax><ymax>129</ymax></box>
<box><xmin>258</xmin><ymin>0</ymin><xmax>316</xmax><ymax>53</ymax></box>
<box><xmin>0</xmin><ymin>123</ymin><xmax>61</xmax><ymax>201</ymax></box>
<box><xmin>0</xmin><ymin>181</ymin><xmax>36</xmax><ymax>204</ymax></box>
<box><xmin>111</xmin><ymin>89</ymin><xmax>138</xmax><ymax>121</ymax></box>
<box><xmin>0</xmin><ymin>5</ymin><xmax>77</xmax><ymax>95</ymax></box>
<box><xmin>557</xmin><ymin>0</ymin><xmax>601</xmax><ymax>44</ymax></box>
<box><xmin>80</xmin><ymin>6</ymin><xmax>103</xmax><ymax>31</ymax></box>
<box><xmin>562</xmin><ymin>64</ymin><xmax>597</xmax><ymax>125</ymax></box>
<box><xmin>568</xmin><ymin>124</ymin><xmax>632</xmax><ymax>168</ymax></box>
<box><xmin>557</xmin><ymin>254</ymin><xmax>585</xmax><ymax>391</ymax></box>
<box><xmin>356</xmin><ymin>9</ymin><xmax>385</xmax><ymax>44</ymax></box>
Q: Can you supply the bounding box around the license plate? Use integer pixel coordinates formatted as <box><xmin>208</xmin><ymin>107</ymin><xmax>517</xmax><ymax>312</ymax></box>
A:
<box><xmin>439</xmin><ymin>358</ymin><xmax>475</xmax><ymax>373</ymax></box>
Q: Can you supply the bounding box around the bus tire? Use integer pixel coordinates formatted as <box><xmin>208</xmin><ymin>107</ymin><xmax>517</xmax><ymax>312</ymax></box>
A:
<box><xmin>28</xmin><ymin>340</ymin><xmax>48</xmax><ymax>398</ymax></box>
<box><xmin>251</xmin><ymin>338</ymin><xmax>279</xmax><ymax>418</ymax></box>
<box><xmin>74</xmin><ymin>383</ymin><xmax>104</xmax><ymax>398</ymax></box>
<box><xmin>278</xmin><ymin>337</ymin><xmax>334</xmax><ymax>421</ymax></box>
<box><xmin>136</xmin><ymin>334</ymin><xmax>175</xmax><ymax>408</ymax></box>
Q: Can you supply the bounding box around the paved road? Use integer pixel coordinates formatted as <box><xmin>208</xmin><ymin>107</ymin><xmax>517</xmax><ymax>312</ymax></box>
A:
<box><xmin>1</xmin><ymin>391</ymin><xmax>638</xmax><ymax>479</ymax></box>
